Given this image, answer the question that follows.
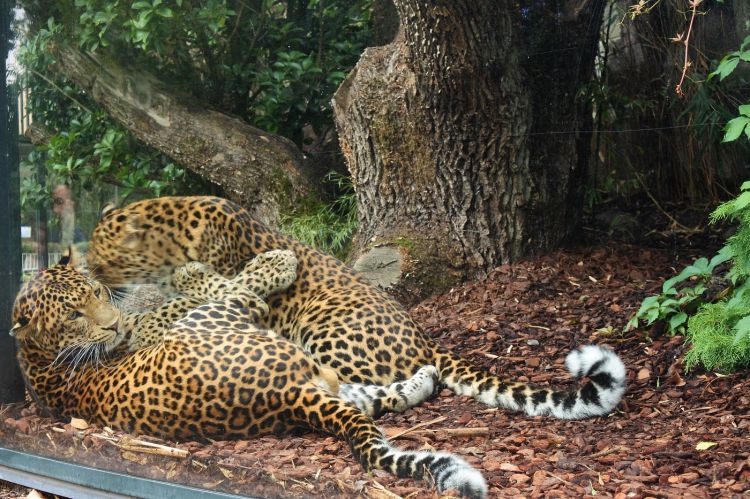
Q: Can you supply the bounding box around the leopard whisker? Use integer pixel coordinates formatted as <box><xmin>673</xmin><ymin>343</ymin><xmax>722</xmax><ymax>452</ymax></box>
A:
<box><xmin>50</xmin><ymin>340</ymin><xmax>89</xmax><ymax>368</ymax></box>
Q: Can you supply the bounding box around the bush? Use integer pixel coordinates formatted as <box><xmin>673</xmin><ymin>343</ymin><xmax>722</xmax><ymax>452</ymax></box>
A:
<box><xmin>628</xmin><ymin>36</ymin><xmax>750</xmax><ymax>373</ymax></box>
<box><xmin>628</xmin><ymin>183</ymin><xmax>750</xmax><ymax>372</ymax></box>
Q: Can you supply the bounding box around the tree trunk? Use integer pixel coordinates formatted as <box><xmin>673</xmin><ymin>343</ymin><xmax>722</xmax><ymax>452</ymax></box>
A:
<box><xmin>48</xmin><ymin>43</ymin><xmax>319</xmax><ymax>226</ymax></box>
<box><xmin>334</xmin><ymin>0</ymin><xmax>605</xmax><ymax>301</ymax></box>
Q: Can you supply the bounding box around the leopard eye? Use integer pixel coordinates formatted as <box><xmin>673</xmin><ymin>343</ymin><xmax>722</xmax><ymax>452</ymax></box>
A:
<box><xmin>68</xmin><ymin>310</ymin><xmax>83</xmax><ymax>321</ymax></box>
<box><xmin>94</xmin><ymin>287</ymin><xmax>103</xmax><ymax>298</ymax></box>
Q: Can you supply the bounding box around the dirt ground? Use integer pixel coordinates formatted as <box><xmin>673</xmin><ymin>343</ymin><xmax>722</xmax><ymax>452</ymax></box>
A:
<box><xmin>1</xmin><ymin>241</ymin><xmax>748</xmax><ymax>498</ymax></box>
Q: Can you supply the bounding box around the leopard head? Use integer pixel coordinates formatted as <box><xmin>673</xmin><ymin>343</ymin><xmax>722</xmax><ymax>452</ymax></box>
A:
<box><xmin>11</xmin><ymin>262</ymin><xmax>123</xmax><ymax>358</ymax></box>
<box><xmin>87</xmin><ymin>202</ymin><xmax>183</xmax><ymax>292</ymax></box>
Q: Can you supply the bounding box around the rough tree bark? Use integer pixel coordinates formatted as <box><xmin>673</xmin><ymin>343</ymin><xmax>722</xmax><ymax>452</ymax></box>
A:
<box><xmin>334</xmin><ymin>0</ymin><xmax>606</xmax><ymax>301</ymax></box>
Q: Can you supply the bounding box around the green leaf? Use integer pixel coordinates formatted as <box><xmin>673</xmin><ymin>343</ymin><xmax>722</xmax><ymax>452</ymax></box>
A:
<box><xmin>733</xmin><ymin>191</ymin><xmax>750</xmax><ymax>211</ymax></box>
<box><xmin>660</xmin><ymin>298</ymin><xmax>679</xmax><ymax>308</ymax></box>
<box><xmin>677</xmin><ymin>294</ymin><xmax>696</xmax><ymax>305</ymax></box>
<box><xmin>732</xmin><ymin>315</ymin><xmax>750</xmax><ymax>345</ymax></box>
<box><xmin>625</xmin><ymin>316</ymin><xmax>639</xmax><ymax>331</ymax></box>
<box><xmin>639</xmin><ymin>295</ymin><xmax>661</xmax><ymax>311</ymax></box>
<box><xmin>717</xmin><ymin>56</ymin><xmax>740</xmax><ymax>80</ymax></box>
<box><xmin>741</xmin><ymin>181</ymin><xmax>750</xmax><ymax>191</ymax></box>
<box><xmin>156</xmin><ymin>7</ymin><xmax>173</xmax><ymax>17</ymax></box>
<box><xmin>723</xmin><ymin>116</ymin><xmax>750</xmax><ymax>142</ymax></box>
<box><xmin>663</xmin><ymin>262</ymin><xmax>706</xmax><ymax>292</ymax></box>
<box><xmin>668</xmin><ymin>312</ymin><xmax>687</xmax><ymax>332</ymax></box>
<box><xmin>740</xmin><ymin>104</ymin><xmax>750</xmax><ymax>117</ymax></box>
<box><xmin>692</xmin><ymin>257</ymin><xmax>710</xmax><ymax>273</ymax></box>
<box><xmin>709</xmin><ymin>246</ymin><xmax>734</xmax><ymax>269</ymax></box>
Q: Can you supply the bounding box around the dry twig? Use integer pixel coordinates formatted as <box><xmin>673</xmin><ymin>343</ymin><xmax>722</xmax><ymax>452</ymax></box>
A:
<box><xmin>367</xmin><ymin>479</ymin><xmax>404</xmax><ymax>499</ymax></box>
<box><xmin>383</xmin><ymin>416</ymin><xmax>447</xmax><ymax>440</ymax></box>
<box><xmin>675</xmin><ymin>0</ymin><xmax>704</xmax><ymax>97</ymax></box>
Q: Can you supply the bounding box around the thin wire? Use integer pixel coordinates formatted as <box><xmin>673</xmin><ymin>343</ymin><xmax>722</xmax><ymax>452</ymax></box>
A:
<box><xmin>525</xmin><ymin>121</ymin><xmax>722</xmax><ymax>137</ymax></box>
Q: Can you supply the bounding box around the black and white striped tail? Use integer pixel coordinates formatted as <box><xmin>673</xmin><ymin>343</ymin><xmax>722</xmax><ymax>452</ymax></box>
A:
<box><xmin>438</xmin><ymin>344</ymin><xmax>627</xmax><ymax>419</ymax></box>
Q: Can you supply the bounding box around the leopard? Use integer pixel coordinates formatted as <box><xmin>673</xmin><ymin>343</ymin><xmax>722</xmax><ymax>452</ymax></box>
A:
<box><xmin>122</xmin><ymin>249</ymin><xmax>443</xmax><ymax>419</ymax></box>
<box><xmin>11</xmin><ymin>256</ymin><xmax>488</xmax><ymax>498</ymax></box>
<box><xmin>86</xmin><ymin>195</ymin><xmax>627</xmax><ymax>420</ymax></box>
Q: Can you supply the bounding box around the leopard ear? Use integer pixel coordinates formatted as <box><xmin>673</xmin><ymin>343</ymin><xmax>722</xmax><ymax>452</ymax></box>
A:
<box><xmin>122</xmin><ymin>214</ymin><xmax>146</xmax><ymax>250</ymax></box>
<box><xmin>58</xmin><ymin>251</ymin><xmax>71</xmax><ymax>266</ymax></box>
<box><xmin>58</xmin><ymin>246</ymin><xmax>84</xmax><ymax>269</ymax></box>
<box><xmin>10</xmin><ymin>317</ymin><xmax>35</xmax><ymax>341</ymax></box>
<box><xmin>100</xmin><ymin>203</ymin><xmax>117</xmax><ymax>220</ymax></box>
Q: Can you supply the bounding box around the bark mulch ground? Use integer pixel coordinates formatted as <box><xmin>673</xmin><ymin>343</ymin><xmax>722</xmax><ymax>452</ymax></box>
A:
<box><xmin>1</xmin><ymin>245</ymin><xmax>748</xmax><ymax>498</ymax></box>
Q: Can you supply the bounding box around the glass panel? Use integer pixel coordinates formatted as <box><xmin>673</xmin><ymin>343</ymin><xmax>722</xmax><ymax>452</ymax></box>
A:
<box><xmin>11</xmin><ymin>1</ymin><xmax>745</xmax><ymax>498</ymax></box>
<box><xmin>0</xmin><ymin>2</ymin><xmax>378</xmax><ymax>497</ymax></box>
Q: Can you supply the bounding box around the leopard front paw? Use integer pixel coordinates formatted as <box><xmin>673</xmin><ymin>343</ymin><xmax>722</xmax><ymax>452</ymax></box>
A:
<box><xmin>172</xmin><ymin>261</ymin><xmax>218</xmax><ymax>297</ymax></box>
<box><xmin>237</xmin><ymin>250</ymin><xmax>298</xmax><ymax>297</ymax></box>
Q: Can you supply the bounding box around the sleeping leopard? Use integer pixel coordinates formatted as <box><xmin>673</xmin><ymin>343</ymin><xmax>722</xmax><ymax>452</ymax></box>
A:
<box><xmin>86</xmin><ymin>195</ymin><xmax>627</xmax><ymax>420</ymax></box>
<box><xmin>11</xmin><ymin>252</ymin><xmax>487</xmax><ymax>497</ymax></box>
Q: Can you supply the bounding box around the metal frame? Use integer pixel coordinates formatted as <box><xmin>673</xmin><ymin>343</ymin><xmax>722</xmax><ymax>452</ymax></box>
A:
<box><xmin>0</xmin><ymin>448</ymin><xmax>254</xmax><ymax>499</ymax></box>
<box><xmin>0</xmin><ymin>0</ymin><xmax>25</xmax><ymax>403</ymax></box>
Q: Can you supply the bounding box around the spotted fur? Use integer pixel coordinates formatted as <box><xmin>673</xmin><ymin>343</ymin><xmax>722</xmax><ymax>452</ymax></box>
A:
<box><xmin>86</xmin><ymin>196</ymin><xmax>626</xmax><ymax>419</ymax></box>
<box><xmin>11</xmin><ymin>263</ymin><xmax>486</xmax><ymax>497</ymax></box>
<box><xmin>122</xmin><ymin>250</ymin><xmax>440</xmax><ymax>418</ymax></box>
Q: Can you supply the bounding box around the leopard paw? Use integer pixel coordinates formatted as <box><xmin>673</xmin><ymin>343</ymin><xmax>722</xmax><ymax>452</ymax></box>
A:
<box><xmin>172</xmin><ymin>261</ymin><xmax>220</xmax><ymax>297</ymax></box>
<box><xmin>236</xmin><ymin>250</ymin><xmax>298</xmax><ymax>297</ymax></box>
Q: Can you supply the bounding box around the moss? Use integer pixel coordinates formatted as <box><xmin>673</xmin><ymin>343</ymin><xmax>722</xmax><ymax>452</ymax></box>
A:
<box><xmin>269</xmin><ymin>165</ymin><xmax>299</xmax><ymax>215</ymax></box>
<box><xmin>369</xmin><ymin>107</ymin><xmax>433</xmax><ymax>178</ymax></box>
<box><xmin>393</xmin><ymin>236</ymin><xmax>415</xmax><ymax>252</ymax></box>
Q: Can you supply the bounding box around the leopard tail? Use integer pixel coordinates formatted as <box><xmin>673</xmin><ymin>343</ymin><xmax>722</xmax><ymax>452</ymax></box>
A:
<box><xmin>293</xmin><ymin>386</ymin><xmax>487</xmax><ymax>498</ymax></box>
<box><xmin>432</xmin><ymin>344</ymin><xmax>626</xmax><ymax>419</ymax></box>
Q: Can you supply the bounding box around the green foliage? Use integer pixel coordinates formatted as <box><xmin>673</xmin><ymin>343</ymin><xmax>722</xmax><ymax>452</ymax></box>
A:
<box><xmin>17</xmin><ymin>18</ymin><xmax>206</xmax><ymax>204</ymax></box>
<box><xmin>626</xmin><ymin>33</ymin><xmax>750</xmax><ymax>372</ymax></box>
<box><xmin>629</xmin><ymin>180</ymin><xmax>750</xmax><ymax>372</ymax></box>
<box><xmin>279</xmin><ymin>173</ymin><xmax>357</xmax><ymax>259</ymax></box>
<box><xmin>709</xmin><ymin>35</ymin><xmax>750</xmax><ymax>144</ymax></box>
<box><xmin>722</xmin><ymin>105</ymin><xmax>750</xmax><ymax>143</ymax></box>
<box><xmin>626</xmin><ymin>250</ymin><xmax>730</xmax><ymax>335</ymax></box>
<box><xmin>59</xmin><ymin>0</ymin><xmax>372</xmax><ymax>141</ymax></box>
<box><xmin>684</xmin><ymin>297</ymin><xmax>750</xmax><ymax>371</ymax></box>
<box><xmin>17</xmin><ymin>0</ymin><xmax>373</xmax><ymax>208</ymax></box>
<box><xmin>708</xmin><ymin>35</ymin><xmax>750</xmax><ymax>82</ymax></box>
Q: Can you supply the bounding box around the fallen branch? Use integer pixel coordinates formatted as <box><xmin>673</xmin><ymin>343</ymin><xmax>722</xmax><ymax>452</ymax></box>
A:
<box><xmin>92</xmin><ymin>433</ymin><xmax>189</xmax><ymax>459</ymax></box>
<box><xmin>384</xmin><ymin>422</ymin><xmax>489</xmax><ymax>440</ymax></box>
<box><xmin>384</xmin><ymin>416</ymin><xmax>447</xmax><ymax>440</ymax></box>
